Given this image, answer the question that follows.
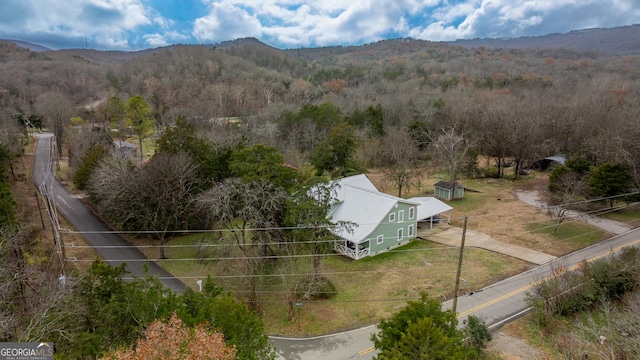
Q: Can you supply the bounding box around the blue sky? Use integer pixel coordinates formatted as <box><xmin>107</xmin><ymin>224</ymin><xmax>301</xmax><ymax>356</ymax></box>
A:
<box><xmin>1</xmin><ymin>0</ymin><xmax>638</xmax><ymax>51</ymax></box>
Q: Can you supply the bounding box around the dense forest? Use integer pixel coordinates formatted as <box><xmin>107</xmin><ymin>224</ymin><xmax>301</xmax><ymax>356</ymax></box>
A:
<box><xmin>2</xmin><ymin>33</ymin><xmax>640</xmax><ymax>182</ymax></box>
<box><xmin>1</xmin><ymin>28</ymin><xmax>640</xmax><ymax>357</ymax></box>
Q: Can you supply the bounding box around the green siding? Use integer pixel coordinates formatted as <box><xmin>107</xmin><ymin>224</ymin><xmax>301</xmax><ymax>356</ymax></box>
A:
<box><xmin>434</xmin><ymin>186</ymin><xmax>464</xmax><ymax>201</ymax></box>
<box><xmin>368</xmin><ymin>202</ymin><xmax>418</xmax><ymax>256</ymax></box>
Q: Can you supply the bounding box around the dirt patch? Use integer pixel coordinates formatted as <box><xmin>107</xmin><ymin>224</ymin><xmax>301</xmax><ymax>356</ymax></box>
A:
<box><xmin>368</xmin><ymin>170</ymin><xmax>562</xmax><ymax>255</ymax></box>
<box><xmin>487</xmin><ymin>332</ymin><xmax>543</xmax><ymax>360</ymax></box>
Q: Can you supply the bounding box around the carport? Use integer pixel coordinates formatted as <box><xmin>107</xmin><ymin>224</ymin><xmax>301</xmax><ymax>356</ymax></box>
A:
<box><xmin>408</xmin><ymin>196</ymin><xmax>453</xmax><ymax>229</ymax></box>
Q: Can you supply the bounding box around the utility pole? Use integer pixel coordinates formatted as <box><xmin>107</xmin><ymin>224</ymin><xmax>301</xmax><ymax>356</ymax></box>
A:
<box><xmin>452</xmin><ymin>216</ymin><xmax>468</xmax><ymax>314</ymax></box>
<box><xmin>35</xmin><ymin>191</ymin><xmax>46</xmax><ymax>230</ymax></box>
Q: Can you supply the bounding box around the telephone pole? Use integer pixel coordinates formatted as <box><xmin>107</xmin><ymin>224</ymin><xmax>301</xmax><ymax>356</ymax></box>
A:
<box><xmin>452</xmin><ymin>216</ymin><xmax>468</xmax><ymax>314</ymax></box>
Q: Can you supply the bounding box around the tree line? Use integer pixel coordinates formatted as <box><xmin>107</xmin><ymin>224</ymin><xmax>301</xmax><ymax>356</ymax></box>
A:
<box><xmin>2</xmin><ymin>36</ymin><xmax>640</xmax><ymax>358</ymax></box>
<box><xmin>527</xmin><ymin>248</ymin><xmax>640</xmax><ymax>358</ymax></box>
<box><xmin>2</xmin><ymin>39</ymin><xmax>640</xmax><ymax>190</ymax></box>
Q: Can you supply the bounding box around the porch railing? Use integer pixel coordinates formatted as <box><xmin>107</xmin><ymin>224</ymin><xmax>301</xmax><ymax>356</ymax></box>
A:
<box><xmin>335</xmin><ymin>242</ymin><xmax>370</xmax><ymax>260</ymax></box>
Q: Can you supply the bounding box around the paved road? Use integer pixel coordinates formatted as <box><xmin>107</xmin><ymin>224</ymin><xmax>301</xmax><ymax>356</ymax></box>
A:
<box><xmin>270</xmin><ymin>326</ymin><xmax>379</xmax><ymax>360</ymax></box>
<box><xmin>271</xmin><ymin>225</ymin><xmax>640</xmax><ymax>360</ymax></box>
<box><xmin>32</xmin><ymin>133</ymin><xmax>185</xmax><ymax>293</ymax></box>
<box><xmin>515</xmin><ymin>190</ymin><xmax>635</xmax><ymax>235</ymax></box>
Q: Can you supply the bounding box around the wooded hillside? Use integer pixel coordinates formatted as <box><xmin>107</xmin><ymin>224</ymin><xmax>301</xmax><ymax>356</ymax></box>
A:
<box><xmin>3</xmin><ymin>28</ymin><xmax>639</xmax><ymax>185</ymax></box>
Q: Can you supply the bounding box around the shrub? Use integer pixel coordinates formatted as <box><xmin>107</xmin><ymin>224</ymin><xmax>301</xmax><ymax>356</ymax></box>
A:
<box><xmin>74</xmin><ymin>145</ymin><xmax>109</xmax><ymax>190</ymax></box>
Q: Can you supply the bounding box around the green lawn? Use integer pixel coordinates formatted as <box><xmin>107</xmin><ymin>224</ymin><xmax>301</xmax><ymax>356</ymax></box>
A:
<box><xmin>152</xmin><ymin>233</ymin><xmax>529</xmax><ymax>336</ymax></box>
<box><xmin>525</xmin><ymin>220</ymin><xmax>607</xmax><ymax>249</ymax></box>
<box><xmin>128</xmin><ymin>172</ymin><xmax>617</xmax><ymax>336</ymax></box>
<box><xmin>599</xmin><ymin>203</ymin><xmax>640</xmax><ymax>227</ymax></box>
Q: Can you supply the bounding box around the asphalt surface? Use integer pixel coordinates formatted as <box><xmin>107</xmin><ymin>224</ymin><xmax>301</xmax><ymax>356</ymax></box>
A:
<box><xmin>32</xmin><ymin>133</ymin><xmax>185</xmax><ymax>293</ymax></box>
<box><xmin>270</xmin><ymin>207</ymin><xmax>640</xmax><ymax>360</ymax></box>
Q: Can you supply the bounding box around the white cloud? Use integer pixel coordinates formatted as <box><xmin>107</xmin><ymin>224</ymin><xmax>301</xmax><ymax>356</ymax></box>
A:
<box><xmin>407</xmin><ymin>0</ymin><xmax>640</xmax><ymax>41</ymax></box>
<box><xmin>0</xmin><ymin>0</ymin><xmax>154</xmax><ymax>49</ymax></box>
<box><xmin>193</xmin><ymin>0</ymin><xmax>437</xmax><ymax>46</ymax></box>
<box><xmin>2</xmin><ymin>0</ymin><xmax>639</xmax><ymax>50</ymax></box>
<box><xmin>39</xmin><ymin>0</ymin><xmax>149</xmax><ymax>33</ymax></box>
<box><xmin>193</xmin><ymin>2</ymin><xmax>262</xmax><ymax>42</ymax></box>
<box><xmin>144</xmin><ymin>33</ymin><xmax>169</xmax><ymax>47</ymax></box>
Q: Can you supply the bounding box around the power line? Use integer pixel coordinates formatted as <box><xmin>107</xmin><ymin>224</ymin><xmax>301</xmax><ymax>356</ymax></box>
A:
<box><xmin>65</xmin><ymin>239</ymin><xmax>458</xmax><ymax>249</ymax></box>
<box><xmin>117</xmin><ymin>265</ymin><xmax>458</xmax><ymax>281</ymax></box>
<box><xmin>61</xmin><ymin>201</ymin><xmax>640</xmax><ymax>263</ymax></box>
<box><xmin>58</xmin><ymin>191</ymin><xmax>640</xmax><ymax>237</ymax></box>
<box><xmin>65</xmin><ymin>244</ymin><xmax>464</xmax><ymax>262</ymax></box>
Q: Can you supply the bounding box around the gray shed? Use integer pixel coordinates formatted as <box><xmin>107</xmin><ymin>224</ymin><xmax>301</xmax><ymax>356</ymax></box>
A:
<box><xmin>433</xmin><ymin>181</ymin><xmax>464</xmax><ymax>201</ymax></box>
<box><xmin>114</xmin><ymin>140</ymin><xmax>137</xmax><ymax>158</ymax></box>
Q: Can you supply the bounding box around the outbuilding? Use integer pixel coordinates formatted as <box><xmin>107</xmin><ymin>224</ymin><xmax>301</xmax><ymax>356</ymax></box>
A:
<box><xmin>433</xmin><ymin>181</ymin><xmax>464</xmax><ymax>201</ymax></box>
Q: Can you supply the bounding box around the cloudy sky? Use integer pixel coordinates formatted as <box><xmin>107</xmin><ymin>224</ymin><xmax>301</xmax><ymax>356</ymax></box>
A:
<box><xmin>1</xmin><ymin>0</ymin><xmax>638</xmax><ymax>50</ymax></box>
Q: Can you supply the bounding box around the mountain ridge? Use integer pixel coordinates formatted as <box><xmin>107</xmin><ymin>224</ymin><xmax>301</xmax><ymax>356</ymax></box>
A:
<box><xmin>3</xmin><ymin>23</ymin><xmax>639</xmax><ymax>61</ymax></box>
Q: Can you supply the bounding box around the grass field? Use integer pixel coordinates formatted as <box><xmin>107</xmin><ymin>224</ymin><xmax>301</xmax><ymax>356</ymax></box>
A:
<box><xmin>526</xmin><ymin>220</ymin><xmax>607</xmax><ymax>249</ymax></box>
<box><xmin>143</xmin><ymin>234</ymin><xmax>530</xmax><ymax>335</ymax></box>
<box><xmin>47</xmin><ymin>158</ymin><xmax>633</xmax><ymax>337</ymax></box>
<box><xmin>599</xmin><ymin>202</ymin><xmax>640</xmax><ymax>227</ymax></box>
<box><xmin>126</xmin><ymin>171</ymin><xmax>623</xmax><ymax>336</ymax></box>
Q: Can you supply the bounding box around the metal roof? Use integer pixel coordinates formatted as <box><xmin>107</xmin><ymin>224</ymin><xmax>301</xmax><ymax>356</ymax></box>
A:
<box><xmin>114</xmin><ymin>140</ymin><xmax>136</xmax><ymax>149</ymax></box>
<box><xmin>544</xmin><ymin>155</ymin><xmax>566</xmax><ymax>165</ymax></box>
<box><xmin>434</xmin><ymin>181</ymin><xmax>463</xmax><ymax>189</ymax></box>
<box><xmin>327</xmin><ymin>174</ymin><xmax>418</xmax><ymax>243</ymax></box>
<box><xmin>408</xmin><ymin>197</ymin><xmax>453</xmax><ymax>221</ymax></box>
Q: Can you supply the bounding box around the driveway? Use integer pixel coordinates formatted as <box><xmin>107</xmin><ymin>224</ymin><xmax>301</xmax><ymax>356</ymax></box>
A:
<box><xmin>421</xmin><ymin>225</ymin><xmax>557</xmax><ymax>265</ymax></box>
<box><xmin>515</xmin><ymin>190</ymin><xmax>635</xmax><ymax>235</ymax></box>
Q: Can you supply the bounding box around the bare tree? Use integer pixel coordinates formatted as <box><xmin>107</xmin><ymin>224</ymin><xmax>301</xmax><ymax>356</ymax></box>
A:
<box><xmin>135</xmin><ymin>152</ymin><xmax>200</xmax><ymax>258</ymax></box>
<box><xmin>35</xmin><ymin>91</ymin><xmax>75</xmax><ymax>159</ymax></box>
<box><xmin>87</xmin><ymin>154</ymin><xmax>138</xmax><ymax>225</ymax></box>
<box><xmin>546</xmin><ymin>204</ymin><xmax>571</xmax><ymax>234</ymax></box>
<box><xmin>505</xmin><ymin>98</ymin><xmax>543</xmax><ymax>179</ymax></box>
<box><xmin>197</xmin><ymin>179</ymin><xmax>288</xmax><ymax>310</ymax></box>
<box><xmin>17</xmin><ymin>277</ymin><xmax>84</xmax><ymax>343</ymax></box>
<box><xmin>478</xmin><ymin>105</ymin><xmax>511</xmax><ymax>178</ymax></box>
<box><xmin>382</xmin><ymin>127</ymin><xmax>422</xmax><ymax>197</ymax></box>
<box><xmin>0</xmin><ymin>111</ymin><xmax>27</xmax><ymax>180</ymax></box>
<box><xmin>432</xmin><ymin>127</ymin><xmax>470</xmax><ymax>190</ymax></box>
<box><xmin>89</xmin><ymin>152</ymin><xmax>199</xmax><ymax>258</ymax></box>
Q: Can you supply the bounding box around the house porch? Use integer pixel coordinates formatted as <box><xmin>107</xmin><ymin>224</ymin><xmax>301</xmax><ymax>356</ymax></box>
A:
<box><xmin>334</xmin><ymin>240</ymin><xmax>370</xmax><ymax>260</ymax></box>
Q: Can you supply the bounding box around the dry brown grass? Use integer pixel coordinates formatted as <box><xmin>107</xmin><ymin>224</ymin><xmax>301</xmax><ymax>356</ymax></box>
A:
<box><xmin>43</xmin><ymin>160</ymin><xmax>603</xmax><ymax>337</ymax></box>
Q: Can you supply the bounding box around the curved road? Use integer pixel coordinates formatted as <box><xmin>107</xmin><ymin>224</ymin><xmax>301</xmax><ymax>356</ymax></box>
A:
<box><xmin>33</xmin><ymin>133</ymin><xmax>185</xmax><ymax>293</ymax></box>
<box><xmin>32</xmin><ymin>133</ymin><xmax>640</xmax><ymax>358</ymax></box>
<box><xmin>271</xmin><ymin>223</ymin><xmax>640</xmax><ymax>359</ymax></box>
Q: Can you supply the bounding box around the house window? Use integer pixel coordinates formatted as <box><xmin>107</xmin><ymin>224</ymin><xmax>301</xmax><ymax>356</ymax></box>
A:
<box><xmin>398</xmin><ymin>210</ymin><xmax>404</xmax><ymax>223</ymax></box>
<box><xmin>389</xmin><ymin>212</ymin><xmax>396</xmax><ymax>222</ymax></box>
<box><xmin>397</xmin><ymin>228</ymin><xmax>403</xmax><ymax>241</ymax></box>
<box><xmin>408</xmin><ymin>224</ymin><xmax>414</xmax><ymax>237</ymax></box>
<box><xmin>377</xmin><ymin>234</ymin><xmax>384</xmax><ymax>245</ymax></box>
<box><xmin>409</xmin><ymin>207</ymin><xmax>415</xmax><ymax>220</ymax></box>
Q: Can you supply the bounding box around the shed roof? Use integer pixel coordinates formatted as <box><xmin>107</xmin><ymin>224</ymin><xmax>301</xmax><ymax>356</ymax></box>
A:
<box><xmin>434</xmin><ymin>181</ymin><xmax>463</xmax><ymax>189</ymax></box>
<box><xmin>528</xmin><ymin>155</ymin><xmax>567</xmax><ymax>170</ymax></box>
<box><xmin>114</xmin><ymin>140</ymin><xmax>136</xmax><ymax>149</ymax></box>
<box><xmin>544</xmin><ymin>155</ymin><xmax>566</xmax><ymax>165</ymax></box>
<box><xmin>407</xmin><ymin>197</ymin><xmax>453</xmax><ymax>221</ymax></box>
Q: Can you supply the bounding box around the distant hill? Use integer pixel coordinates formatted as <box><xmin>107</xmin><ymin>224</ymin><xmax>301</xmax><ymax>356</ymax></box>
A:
<box><xmin>5</xmin><ymin>39</ymin><xmax>51</xmax><ymax>52</ymax></box>
<box><xmin>48</xmin><ymin>47</ymin><xmax>172</xmax><ymax>64</ymax></box>
<box><xmin>452</xmin><ymin>24</ymin><xmax>640</xmax><ymax>55</ymax></box>
<box><xmin>212</xmin><ymin>37</ymin><xmax>281</xmax><ymax>52</ymax></box>
<box><xmin>4</xmin><ymin>23</ymin><xmax>640</xmax><ymax>63</ymax></box>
